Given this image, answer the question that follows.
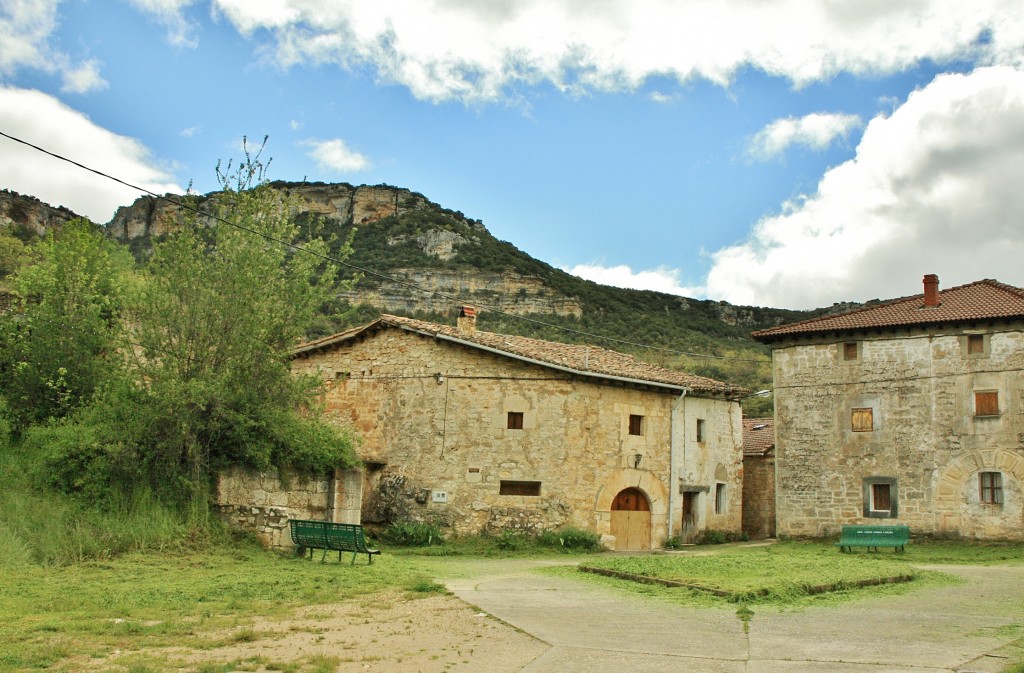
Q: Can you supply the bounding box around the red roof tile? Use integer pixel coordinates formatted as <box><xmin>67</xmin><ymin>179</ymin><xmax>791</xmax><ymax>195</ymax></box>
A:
<box><xmin>742</xmin><ymin>418</ymin><xmax>774</xmax><ymax>456</ymax></box>
<box><xmin>294</xmin><ymin>314</ymin><xmax>747</xmax><ymax>398</ymax></box>
<box><xmin>752</xmin><ymin>279</ymin><xmax>1024</xmax><ymax>342</ymax></box>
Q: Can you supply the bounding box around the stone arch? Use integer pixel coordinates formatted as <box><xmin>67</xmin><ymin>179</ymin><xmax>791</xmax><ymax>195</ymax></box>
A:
<box><xmin>594</xmin><ymin>469</ymin><xmax>669</xmax><ymax>549</ymax></box>
<box><xmin>934</xmin><ymin>449</ymin><xmax>1024</xmax><ymax>535</ymax></box>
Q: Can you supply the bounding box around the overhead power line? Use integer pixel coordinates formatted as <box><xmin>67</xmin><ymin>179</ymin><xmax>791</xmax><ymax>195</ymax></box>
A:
<box><xmin>0</xmin><ymin>129</ymin><xmax>768</xmax><ymax>363</ymax></box>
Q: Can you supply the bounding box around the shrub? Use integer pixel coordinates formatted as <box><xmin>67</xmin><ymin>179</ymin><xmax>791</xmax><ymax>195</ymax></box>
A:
<box><xmin>698</xmin><ymin>530</ymin><xmax>749</xmax><ymax>545</ymax></box>
<box><xmin>381</xmin><ymin>522</ymin><xmax>444</xmax><ymax>546</ymax></box>
<box><xmin>495</xmin><ymin>531</ymin><xmax>529</xmax><ymax>551</ymax></box>
<box><xmin>662</xmin><ymin>535</ymin><xmax>686</xmax><ymax>550</ymax></box>
<box><xmin>537</xmin><ymin>526</ymin><xmax>602</xmax><ymax>551</ymax></box>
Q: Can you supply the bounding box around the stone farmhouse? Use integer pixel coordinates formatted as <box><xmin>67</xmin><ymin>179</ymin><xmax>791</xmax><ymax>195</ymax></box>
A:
<box><xmin>753</xmin><ymin>275</ymin><xmax>1024</xmax><ymax>540</ymax></box>
<box><xmin>289</xmin><ymin>308</ymin><xmax>747</xmax><ymax>550</ymax></box>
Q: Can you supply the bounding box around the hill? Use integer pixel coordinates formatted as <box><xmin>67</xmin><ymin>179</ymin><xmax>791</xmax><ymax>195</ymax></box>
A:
<box><xmin>3</xmin><ymin>183</ymin><xmax>820</xmax><ymax>411</ymax></box>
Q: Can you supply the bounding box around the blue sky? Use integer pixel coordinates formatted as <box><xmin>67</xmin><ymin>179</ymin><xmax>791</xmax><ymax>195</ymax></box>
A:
<box><xmin>2</xmin><ymin>2</ymin><xmax>1024</xmax><ymax>309</ymax></box>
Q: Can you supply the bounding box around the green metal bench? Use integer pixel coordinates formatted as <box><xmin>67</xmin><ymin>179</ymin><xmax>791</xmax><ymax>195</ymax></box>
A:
<box><xmin>289</xmin><ymin>519</ymin><xmax>381</xmax><ymax>564</ymax></box>
<box><xmin>835</xmin><ymin>524</ymin><xmax>910</xmax><ymax>552</ymax></box>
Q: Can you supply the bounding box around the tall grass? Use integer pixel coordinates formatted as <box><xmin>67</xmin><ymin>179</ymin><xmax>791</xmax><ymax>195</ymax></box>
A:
<box><xmin>0</xmin><ymin>446</ymin><xmax>208</xmax><ymax>566</ymax></box>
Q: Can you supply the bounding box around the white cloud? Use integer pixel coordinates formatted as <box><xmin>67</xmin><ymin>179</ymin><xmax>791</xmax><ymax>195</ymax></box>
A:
<box><xmin>0</xmin><ymin>87</ymin><xmax>184</xmax><ymax>223</ymax></box>
<box><xmin>60</xmin><ymin>59</ymin><xmax>108</xmax><ymax>94</ymax></box>
<box><xmin>160</xmin><ymin>1</ymin><xmax>1024</xmax><ymax>103</ymax></box>
<box><xmin>747</xmin><ymin>112</ymin><xmax>862</xmax><ymax>161</ymax></box>
<box><xmin>179</xmin><ymin>124</ymin><xmax>201</xmax><ymax>137</ymax></box>
<box><xmin>702</xmin><ymin>66</ymin><xmax>1024</xmax><ymax>309</ymax></box>
<box><xmin>564</xmin><ymin>262</ymin><xmax>700</xmax><ymax>297</ymax></box>
<box><xmin>301</xmin><ymin>138</ymin><xmax>370</xmax><ymax>172</ymax></box>
<box><xmin>289</xmin><ymin>119</ymin><xmax>302</xmax><ymax>131</ymax></box>
<box><xmin>126</xmin><ymin>0</ymin><xmax>200</xmax><ymax>47</ymax></box>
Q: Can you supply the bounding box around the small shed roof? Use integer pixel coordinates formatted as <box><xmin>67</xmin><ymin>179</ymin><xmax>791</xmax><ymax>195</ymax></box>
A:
<box><xmin>742</xmin><ymin>418</ymin><xmax>775</xmax><ymax>456</ymax></box>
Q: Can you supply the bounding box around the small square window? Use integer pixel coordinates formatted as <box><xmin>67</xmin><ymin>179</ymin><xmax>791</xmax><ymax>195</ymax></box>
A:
<box><xmin>980</xmin><ymin>472</ymin><xmax>1003</xmax><ymax>504</ymax></box>
<box><xmin>851</xmin><ymin>408</ymin><xmax>873</xmax><ymax>432</ymax></box>
<box><xmin>696</xmin><ymin>419</ymin><xmax>706</xmax><ymax>443</ymax></box>
<box><xmin>507</xmin><ymin>411</ymin><xmax>524</xmax><ymax>429</ymax></box>
<box><xmin>499</xmin><ymin>480</ymin><xmax>541</xmax><ymax>496</ymax></box>
<box><xmin>714</xmin><ymin>483</ymin><xmax>727</xmax><ymax>514</ymax></box>
<box><xmin>628</xmin><ymin>414</ymin><xmax>643</xmax><ymax>436</ymax></box>
<box><xmin>967</xmin><ymin>334</ymin><xmax>985</xmax><ymax>355</ymax></box>
<box><xmin>843</xmin><ymin>342</ymin><xmax>859</xmax><ymax>361</ymax></box>
<box><xmin>975</xmin><ymin>391</ymin><xmax>999</xmax><ymax>417</ymax></box>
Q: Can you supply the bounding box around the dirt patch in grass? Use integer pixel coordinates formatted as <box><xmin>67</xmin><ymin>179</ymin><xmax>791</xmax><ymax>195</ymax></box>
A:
<box><xmin>67</xmin><ymin>589</ymin><xmax>547</xmax><ymax>673</ymax></box>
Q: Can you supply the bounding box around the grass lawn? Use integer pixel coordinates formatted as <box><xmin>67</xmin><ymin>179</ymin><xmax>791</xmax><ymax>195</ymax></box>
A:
<box><xmin>0</xmin><ymin>541</ymin><xmax>446</xmax><ymax>673</ymax></box>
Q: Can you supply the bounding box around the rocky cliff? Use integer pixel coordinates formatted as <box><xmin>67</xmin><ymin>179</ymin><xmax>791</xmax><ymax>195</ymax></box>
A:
<box><xmin>1</xmin><ymin>189</ymin><xmax>82</xmax><ymax>237</ymax></box>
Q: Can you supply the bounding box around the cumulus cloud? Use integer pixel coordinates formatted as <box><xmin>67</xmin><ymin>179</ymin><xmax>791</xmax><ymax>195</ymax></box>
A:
<box><xmin>747</xmin><ymin>112</ymin><xmax>862</xmax><ymax>161</ymax></box>
<box><xmin>0</xmin><ymin>87</ymin><xmax>184</xmax><ymax>222</ymax></box>
<box><xmin>301</xmin><ymin>138</ymin><xmax>370</xmax><ymax>172</ymax></box>
<box><xmin>181</xmin><ymin>1</ymin><xmax>1024</xmax><ymax>103</ymax></box>
<box><xmin>60</xmin><ymin>59</ymin><xmax>108</xmax><ymax>94</ymax></box>
<box><xmin>126</xmin><ymin>0</ymin><xmax>200</xmax><ymax>47</ymax></box>
<box><xmin>564</xmin><ymin>263</ymin><xmax>700</xmax><ymax>297</ymax></box>
<box><xmin>702</xmin><ymin>66</ymin><xmax>1024</xmax><ymax>309</ymax></box>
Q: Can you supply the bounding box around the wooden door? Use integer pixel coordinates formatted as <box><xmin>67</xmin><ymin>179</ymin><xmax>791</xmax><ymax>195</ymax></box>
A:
<box><xmin>682</xmin><ymin>492</ymin><xmax>698</xmax><ymax>543</ymax></box>
<box><xmin>610</xmin><ymin>488</ymin><xmax>651</xmax><ymax>550</ymax></box>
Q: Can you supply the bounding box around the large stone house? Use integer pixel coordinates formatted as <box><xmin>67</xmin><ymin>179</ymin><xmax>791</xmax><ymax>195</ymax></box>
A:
<box><xmin>753</xmin><ymin>275</ymin><xmax>1024</xmax><ymax>539</ymax></box>
<box><xmin>290</xmin><ymin>308</ymin><xmax>747</xmax><ymax>549</ymax></box>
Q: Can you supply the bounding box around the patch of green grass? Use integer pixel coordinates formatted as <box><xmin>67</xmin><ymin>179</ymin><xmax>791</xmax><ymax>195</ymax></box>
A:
<box><xmin>391</xmin><ymin>529</ymin><xmax>606</xmax><ymax>557</ymax></box>
<box><xmin>577</xmin><ymin>541</ymin><xmax>965</xmax><ymax>605</ymax></box>
<box><xmin>881</xmin><ymin>538</ymin><xmax>1024</xmax><ymax>565</ymax></box>
<box><xmin>0</xmin><ymin>544</ymin><xmax>440</xmax><ymax>672</ymax></box>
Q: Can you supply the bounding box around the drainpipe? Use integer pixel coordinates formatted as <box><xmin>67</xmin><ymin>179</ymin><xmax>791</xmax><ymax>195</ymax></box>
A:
<box><xmin>668</xmin><ymin>388</ymin><xmax>689</xmax><ymax>539</ymax></box>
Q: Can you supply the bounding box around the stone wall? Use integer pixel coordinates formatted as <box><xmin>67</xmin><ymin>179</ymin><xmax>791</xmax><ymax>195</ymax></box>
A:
<box><xmin>213</xmin><ymin>467</ymin><xmax>363</xmax><ymax>549</ymax></box>
<box><xmin>772</xmin><ymin>324</ymin><xmax>1024</xmax><ymax>539</ymax></box>
<box><xmin>291</xmin><ymin>325</ymin><xmax>744</xmax><ymax>549</ymax></box>
<box><xmin>742</xmin><ymin>452</ymin><xmax>776</xmax><ymax>539</ymax></box>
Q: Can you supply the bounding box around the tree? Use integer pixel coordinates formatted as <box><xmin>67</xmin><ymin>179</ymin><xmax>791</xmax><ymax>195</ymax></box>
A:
<box><xmin>124</xmin><ymin>145</ymin><xmax>358</xmax><ymax>504</ymax></box>
<box><xmin>0</xmin><ymin>219</ymin><xmax>130</xmax><ymax>428</ymax></box>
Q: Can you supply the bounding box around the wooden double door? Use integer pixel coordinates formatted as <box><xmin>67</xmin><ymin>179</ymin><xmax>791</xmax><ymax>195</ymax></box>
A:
<box><xmin>610</xmin><ymin>487</ymin><xmax>651</xmax><ymax>550</ymax></box>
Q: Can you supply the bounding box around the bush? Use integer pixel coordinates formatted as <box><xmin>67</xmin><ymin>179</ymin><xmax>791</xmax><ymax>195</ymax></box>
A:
<box><xmin>698</xmin><ymin>529</ymin><xmax>749</xmax><ymax>545</ymax></box>
<box><xmin>663</xmin><ymin>535</ymin><xmax>687</xmax><ymax>550</ymax></box>
<box><xmin>495</xmin><ymin>531</ymin><xmax>529</xmax><ymax>551</ymax></box>
<box><xmin>0</xmin><ymin>397</ymin><xmax>10</xmax><ymax>453</ymax></box>
<box><xmin>537</xmin><ymin>526</ymin><xmax>602</xmax><ymax>551</ymax></box>
<box><xmin>382</xmin><ymin>522</ymin><xmax>444</xmax><ymax>546</ymax></box>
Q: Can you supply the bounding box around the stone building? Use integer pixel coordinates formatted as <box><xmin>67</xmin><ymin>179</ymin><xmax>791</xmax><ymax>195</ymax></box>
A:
<box><xmin>753</xmin><ymin>275</ymin><xmax>1024</xmax><ymax>539</ymax></box>
<box><xmin>290</xmin><ymin>308</ymin><xmax>747</xmax><ymax>549</ymax></box>
<box><xmin>742</xmin><ymin>418</ymin><xmax>776</xmax><ymax>539</ymax></box>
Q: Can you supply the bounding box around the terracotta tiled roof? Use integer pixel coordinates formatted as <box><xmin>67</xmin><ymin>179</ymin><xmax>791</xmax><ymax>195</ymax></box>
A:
<box><xmin>742</xmin><ymin>418</ymin><xmax>774</xmax><ymax>456</ymax></box>
<box><xmin>752</xmin><ymin>279</ymin><xmax>1024</xmax><ymax>342</ymax></box>
<box><xmin>294</xmin><ymin>314</ymin><xmax>747</xmax><ymax>398</ymax></box>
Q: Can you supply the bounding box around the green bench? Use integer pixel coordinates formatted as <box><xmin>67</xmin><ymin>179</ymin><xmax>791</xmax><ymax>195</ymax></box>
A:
<box><xmin>289</xmin><ymin>519</ymin><xmax>381</xmax><ymax>564</ymax></box>
<box><xmin>835</xmin><ymin>524</ymin><xmax>910</xmax><ymax>552</ymax></box>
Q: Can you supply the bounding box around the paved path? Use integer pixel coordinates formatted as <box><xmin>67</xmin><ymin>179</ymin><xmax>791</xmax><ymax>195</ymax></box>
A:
<box><xmin>444</xmin><ymin>558</ymin><xmax>1024</xmax><ymax>673</ymax></box>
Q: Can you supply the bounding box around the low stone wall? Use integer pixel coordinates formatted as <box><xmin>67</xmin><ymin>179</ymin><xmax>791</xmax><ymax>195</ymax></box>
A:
<box><xmin>213</xmin><ymin>467</ymin><xmax>363</xmax><ymax>549</ymax></box>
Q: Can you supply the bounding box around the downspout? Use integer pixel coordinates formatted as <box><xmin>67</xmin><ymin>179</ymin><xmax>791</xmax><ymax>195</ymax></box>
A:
<box><xmin>668</xmin><ymin>388</ymin><xmax>689</xmax><ymax>539</ymax></box>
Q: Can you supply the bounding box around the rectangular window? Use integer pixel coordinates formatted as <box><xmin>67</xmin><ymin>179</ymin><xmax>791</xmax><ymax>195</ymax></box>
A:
<box><xmin>975</xmin><ymin>391</ymin><xmax>999</xmax><ymax>417</ymax></box>
<box><xmin>696</xmin><ymin>418</ymin><xmax>706</xmax><ymax>443</ymax></box>
<box><xmin>499</xmin><ymin>480</ymin><xmax>541</xmax><ymax>496</ymax></box>
<box><xmin>628</xmin><ymin>414</ymin><xmax>643</xmax><ymax>436</ymax></box>
<box><xmin>843</xmin><ymin>342</ymin><xmax>859</xmax><ymax>361</ymax></box>
<box><xmin>851</xmin><ymin>408</ymin><xmax>874</xmax><ymax>432</ymax></box>
<box><xmin>863</xmin><ymin>477</ymin><xmax>897</xmax><ymax>518</ymax></box>
<box><xmin>507</xmin><ymin>411</ymin><xmax>524</xmax><ymax>429</ymax></box>
<box><xmin>980</xmin><ymin>472</ymin><xmax>1004</xmax><ymax>504</ymax></box>
<box><xmin>967</xmin><ymin>334</ymin><xmax>985</xmax><ymax>355</ymax></box>
<box><xmin>715</xmin><ymin>483</ymin><xmax>727</xmax><ymax>514</ymax></box>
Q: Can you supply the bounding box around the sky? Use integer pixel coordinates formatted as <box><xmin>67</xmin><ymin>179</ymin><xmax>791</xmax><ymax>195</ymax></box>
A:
<box><xmin>1</xmin><ymin>1</ymin><xmax>1024</xmax><ymax>310</ymax></box>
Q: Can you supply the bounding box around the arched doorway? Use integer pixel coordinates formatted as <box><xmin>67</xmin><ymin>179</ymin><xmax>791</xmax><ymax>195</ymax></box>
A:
<box><xmin>610</xmin><ymin>487</ymin><xmax>651</xmax><ymax>550</ymax></box>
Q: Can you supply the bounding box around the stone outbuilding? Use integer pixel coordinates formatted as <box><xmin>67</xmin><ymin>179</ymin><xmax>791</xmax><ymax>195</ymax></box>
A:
<box><xmin>753</xmin><ymin>275</ymin><xmax>1024</xmax><ymax>540</ymax></box>
<box><xmin>742</xmin><ymin>418</ymin><xmax>776</xmax><ymax>539</ymax></box>
<box><xmin>290</xmin><ymin>308</ymin><xmax>747</xmax><ymax>549</ymax></box>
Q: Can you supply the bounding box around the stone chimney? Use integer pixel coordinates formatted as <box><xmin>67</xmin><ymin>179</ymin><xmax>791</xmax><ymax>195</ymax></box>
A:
<box><xmin>923</xmin><ymin>274</ymin><xmax>940</xmax><ymax>308</ymax></box>
<box><xmin>456</xmin><ymin>306</ymin><xmax>477</xmax><ymax>334</ymax></box>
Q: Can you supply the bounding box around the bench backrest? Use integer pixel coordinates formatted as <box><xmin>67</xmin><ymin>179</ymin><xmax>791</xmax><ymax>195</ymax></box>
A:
<box><xmin>840</xmin><ymin>525</ymin><xmax>910</xmax><ymax>543</ymax></box>
<box><xmin>289</xmin><ymin>519</ymin><xmax>327</xmax><ymax>547</ymax></box>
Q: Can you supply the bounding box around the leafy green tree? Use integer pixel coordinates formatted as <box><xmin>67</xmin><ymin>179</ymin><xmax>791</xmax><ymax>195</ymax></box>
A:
<box><xmin>124</xmin><ymin>147</ymin><xmax>358</xmax><ymax>504</ymax></box>
<box><xmin>0</xmin><ymin>234</ymin><xmax>25</xmax><ymax>279</ymax></box>
<box><xmin>0</xmin><ymin>219</ymin><xmax>130</xmax><ymax>428</ymax></box>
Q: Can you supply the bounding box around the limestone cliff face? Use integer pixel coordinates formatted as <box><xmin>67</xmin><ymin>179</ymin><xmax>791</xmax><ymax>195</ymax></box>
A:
<box><xmin>1</xmin><ymin>189</ymin><xmax>83</xmax><ymax>237</ymax></box>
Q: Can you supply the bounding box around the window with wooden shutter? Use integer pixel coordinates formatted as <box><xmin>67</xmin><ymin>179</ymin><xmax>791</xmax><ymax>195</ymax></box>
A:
<box><xmin>851</xmin><ymin>408</ymin><xmax>873</xmax><ymax>432</ymax></box>
<box><xmin>975</xmin><ymin>391</ymin><xmax>999</xmax><ymax>417</ymax></box>
<box><xmin>871</xmin><ymin>483</ymin><xmax>891</xmax><ymax>512</ymax></box>
<box><xmin>843</xmin><ymin>342</ymin><xmax>859</xmax><ymax>361</ymax></box>
<box><xmin>967</xmin><ymin>334</ymin><xmax>985</xmax><ymax>355</ymax></box>
<box><xmin>628</xmin><ymin>414</ymin><xmax>643</xmax><ymax>436</ymax></box>
<box><xmin>696</xmin><ymin>418</ymin><xmax>706</xmax><ymax>442</ymax></box>
<box><xmin>863</xmin><ymin>477</ymin><xmax>897</xmax><ymax>518</ymax></box>
<box><xmin>499</xmin><ymin>480</ymin><xmax>540</xmax><ymax>496</ymax></box>
<box><xmin>980</xmin><ymin>472</ymin><xmax>1003</xmax><ymax>504</ymax></box>
<box><xmin>507</xmin><ymin>411</ymin><xmax>524</xmax><ymax>429</ymax></box>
